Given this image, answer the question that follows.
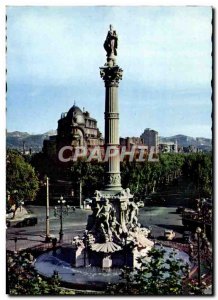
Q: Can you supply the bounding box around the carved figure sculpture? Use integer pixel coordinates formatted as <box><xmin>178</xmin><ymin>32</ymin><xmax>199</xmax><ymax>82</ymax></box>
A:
<box><xmin>128</xmin><ymin>200</ymin><xmax>139</xmax><ymax>226</ymax></box>
<box><xmin>110</xmin><ymin>216</ymin><xmax>122</xmax><ymax>241</ymax></box>
<box><xmin>96</xmin><ymin>199</ymin><xmax>112</xmax><ymax>233</ymax></box>
<box><xmin>104</xmin><ymin>24</ymin><xmax>118</xmax><ymax>58</ymax></box>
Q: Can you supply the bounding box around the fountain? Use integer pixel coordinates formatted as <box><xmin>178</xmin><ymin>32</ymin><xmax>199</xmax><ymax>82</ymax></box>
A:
<box><xmin>34</xmin><ymin>25</ymin><xmax>191</xmax><ymax>289</ymax></box>
<box><xmin>74</xmin><ymin>24</ymin><xmax>154</xmax><ymax>269</ymax></box>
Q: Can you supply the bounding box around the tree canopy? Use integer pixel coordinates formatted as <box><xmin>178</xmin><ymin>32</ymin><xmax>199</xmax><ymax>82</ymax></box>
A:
<box><xmin>7</xmin><ymin>251</ymin><xmax>75</xmax><ymax>295</ymax></box>
<box><xmin>6</xmin><ymin>149</ymin><xmax>39</xmax><ymax>205</ymax></box>
<box><xmin>29</xmin><ymin>151</ymin><xmax>212</xmax><ymax>203</ymax></box>
<box><xmin>106</xmin><ymin>247</ymin><xmax>202</xmax><ymax>295</ymax></box>
<box><xmin>182</xmin><ymin>152</ymin><xmax>212</xmax><ymax>197</ymax></box>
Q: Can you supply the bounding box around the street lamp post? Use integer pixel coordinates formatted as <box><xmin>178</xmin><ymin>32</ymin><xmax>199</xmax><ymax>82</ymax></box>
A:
<box><xmin>45</xmin><ymin>176</ymin><xmax>50</xmax><ymax>242</ymax></box>
<box><xmin>201</xmin><ymin>199</ymin><xmax>207</xmax><ymax>234</ymax></box>
<box><xmin>197</xmin><ymin>207</ymin><xmax>201</xmax><ymax>221</ymax></box>
<box><xmin>79</xmin><ymin>180</ymin><xmax>82</xmax><ymax>209</ymax></box>
<box><xmin>59</xmin><ymin>197</ymin><xmax>64</xmax><ymax>242</ymax></box>
<box><xmin>83</xmin><ymin>230</ymin><xmax>88</xmax><ymax>267</ymax></box>
<box><xmin>54</xmin><ymin>196</ymin><xmax>68</xmax><ymax>243</ymax></box>
<box><xmin>196</xmin><ymin>227</ymin><xmax>202</xmax><ymax>287</ymax></box>
<box><xmin>189</xmin><ymin>226</ymin><xmax>212</xmax><ymax>288</ymax></box>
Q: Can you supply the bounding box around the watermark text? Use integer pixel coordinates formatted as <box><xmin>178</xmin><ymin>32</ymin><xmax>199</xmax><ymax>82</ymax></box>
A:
<box><xmin>58</xmin><ymin>145</ymin><xmax>159</xmax><ymax>163</ymax></box>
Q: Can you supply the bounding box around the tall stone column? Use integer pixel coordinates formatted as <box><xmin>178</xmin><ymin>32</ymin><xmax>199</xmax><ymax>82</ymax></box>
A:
<box><xmin>100</xmin><ymin>64</ymin><xmax>123</xmax><ymax>190</ymax></box>
<box><xmin>99</xmin><ymin>25</ymin><xmax>123</xmax><ymax>191</ymax></box>
<box><xmin>84</xmin><ymin>26</ymin><xmax>154</xmax><ymax>269</ymax></box>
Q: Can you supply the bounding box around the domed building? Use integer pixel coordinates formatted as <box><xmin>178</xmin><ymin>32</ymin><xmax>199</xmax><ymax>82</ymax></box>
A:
<box><xmin>43</xmin><ymin>104</ymin><xmax>103</xmax><ymax>158</ymax></box>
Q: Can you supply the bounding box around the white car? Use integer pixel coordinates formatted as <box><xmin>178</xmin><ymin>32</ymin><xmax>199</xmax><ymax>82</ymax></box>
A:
<box><xmin>164</xmin><ymin>229</ymin><xmax>175</xmax><ymax>241</ymax></box>
<box><xmin>84</xmin><ymin>198</ymin><xmax>92</xmax><ymax>210</ymax></box>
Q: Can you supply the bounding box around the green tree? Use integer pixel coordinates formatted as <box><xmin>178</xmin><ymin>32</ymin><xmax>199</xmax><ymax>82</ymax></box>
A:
<box><xmin>70</xmin><ymin>159</ymin><xmax>105</xmax><ymax>203</ymax></box>
<box><xmin>107</xmin><ymin>247</ymin><xmax>202</xmax><ymax>295</ymax></box>
<box><xmin>182</xmin><ymin>153</ymin><xmax>212</xmax><ymax>197</ymax></box>
<box><xmin>158</xmin><ymin>153</ymin><xmax>184</xmax><ymax>185</ymax></box>
<box><xmin>30</xmin><ymin>152</ymin><xmax>69</xmax><ymax>181</ymax></box>
<box><xmin>6</xmin><ymin>149</ymin><xmax>39</xmax><ymax>216</ymax></box>
<box><xmin>121</xmin><ymin>153</ymin><xmax>185</xmax><ymax>201</ymax></box>
<box><xmin>7</xmin><ymin>251</ymin><xmax>75</xmax><ymax>295</ymax></box>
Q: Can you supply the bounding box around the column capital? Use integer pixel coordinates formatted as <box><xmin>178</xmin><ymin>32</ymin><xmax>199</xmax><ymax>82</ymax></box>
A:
<box><xmin>100</xmin><ymin>65</ymin><xmax>123</xmax><ymax>87</ymax></box>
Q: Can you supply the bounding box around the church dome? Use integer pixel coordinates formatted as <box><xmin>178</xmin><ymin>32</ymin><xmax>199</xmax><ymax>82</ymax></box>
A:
<box><xmin>67</xmin><ymin>105</ymin><xmax>83</xmax><ymax>116</ymax></box>
<box><xmin>67</xmin><ymin>105</ymin><xmax>85</xmax><ymax>125</ymax></box>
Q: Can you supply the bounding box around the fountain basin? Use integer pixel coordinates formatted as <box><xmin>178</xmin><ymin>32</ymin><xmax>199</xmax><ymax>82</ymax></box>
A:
<box><xmin>34</xmin><ymin>243</ymin><xmax>192</xmax><ymax>290</ymax></box>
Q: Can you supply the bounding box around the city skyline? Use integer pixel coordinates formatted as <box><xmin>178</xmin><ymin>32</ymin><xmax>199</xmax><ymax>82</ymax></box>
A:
<box><xmin>6</xmin><ymin>6</ymin><xmax>212</xmax><ymax>138</ymax></box>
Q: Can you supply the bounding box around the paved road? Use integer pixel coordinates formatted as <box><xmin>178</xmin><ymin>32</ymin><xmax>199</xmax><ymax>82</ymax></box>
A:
<box><xmin>6</xmin><ymin>205</ymin><xmax>183</xmax><ymax>251</ymax></box>
<box><xmin>6</xmin><ymin>206</ymin><xmax>90</xmax><ymax>251</ymax></box>
<box><xmin>139</xmin><ymin>206</ymin><xmax>183</xmax><ymax>238</ymax></box>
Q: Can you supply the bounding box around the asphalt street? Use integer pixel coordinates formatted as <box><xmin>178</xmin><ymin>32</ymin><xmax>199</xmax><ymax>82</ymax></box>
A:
<box><xmin>6</xmin><ymin>205</ymin><xmax>183</xmax><ymax>251</ymax></box>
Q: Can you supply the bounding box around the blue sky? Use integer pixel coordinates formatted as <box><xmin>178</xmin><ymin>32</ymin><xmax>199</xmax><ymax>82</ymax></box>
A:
<box><xmin>6</xmin><ymin>6</ymin><xmax>212</xmax><ymax>138</ymax></box>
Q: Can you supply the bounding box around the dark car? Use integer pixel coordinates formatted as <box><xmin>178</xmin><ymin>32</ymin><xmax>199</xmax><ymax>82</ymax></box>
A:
<box><xmin>176</xmin><ymin>206</ymin><xmax>184</xmax><ymax>214</ymax></box>
<box><xmin>183</xmin><ymin>231</ymin><xmax>192</xmax><ymax>243</ymax></box>
<box><xmin>16</xmin><ymin>215</ymin><xmax>38</xmax><ymax>227</ymax></box>
<box><xmin>7</xmin><ymin>215</ymin><xmax>38</xmax><ymax>228</ymax></box>
<box><xmin>145</xmin><ymin>194</ymin><xmax>166</xmax><ymax>206</ymax></box>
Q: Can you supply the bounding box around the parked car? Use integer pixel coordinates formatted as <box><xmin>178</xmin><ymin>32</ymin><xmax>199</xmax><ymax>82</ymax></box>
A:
<box><xmin>6</xmin><ymin>214</ymin><xmax>37</xmax><ymax>228</ymax></box>
<box><xmin>183</xmin><ymin>231</ymin><xmax>192</xmax><ymax>243</ymax></box>
<box><xmin>84</xmin><ymin>198</ymin><xmax>92</xmax><ymax>210</ymax></box>
<box><xmin>176</xmin><ymin>206</ymin><xmax>184</xmax><ymax>214</ymax></box>
<box><xmin>85</xmin><ymin>198</ymin><xmax>92</xmax><ymax>204</ymax></box>
<box><xmin>16</xmin><ymin>215</ymin><xmax>38</xmax><ymax>227</ymax></box>
<box><xmin>144</xmin><ymin>194</ymin><xmax>166</xmax><ymax>206</ymax></box>
<box><xmin>164</xmin><ymin>229</ymin><xmax>175</xmax><ymax>241</ymax></box>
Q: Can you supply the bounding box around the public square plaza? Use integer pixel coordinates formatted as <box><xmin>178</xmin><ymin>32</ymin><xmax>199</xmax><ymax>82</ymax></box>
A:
<box><xmin>6</xmin><ymin>6</ymin><xmax>213</xmax><ymax>296</ymax></box>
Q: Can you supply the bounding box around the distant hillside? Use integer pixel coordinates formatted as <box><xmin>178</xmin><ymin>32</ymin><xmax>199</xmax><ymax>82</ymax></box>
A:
<box><xmin>6</xmin><ymin>131</ymin><xmax>212</xmax><ymax>152</ymax></box>
<box><xmin>6</xmin><ymin>130</ymin><xmax>57</xmax><ymax>152</ymax></box>
<box><xmin>159</xmin><ymin>134</ymin><xmax>212</xmax><ymax>151</ymax></box>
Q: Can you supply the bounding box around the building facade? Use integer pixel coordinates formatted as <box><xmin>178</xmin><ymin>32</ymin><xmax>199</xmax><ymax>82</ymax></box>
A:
<box><xmin>120</xmin><ymin>137</ymin><xmax>144</xmax><ymax>148</ymax></box>
<box><xmin>43</xmin><ymin>105</ymin><xmax>103</xmax><ymax>158</ymax></box>
<box><xmin>159</xmin><ymin>141</ymin><xmax>178</xmax><ymax>153</ymax></box>
<box><xmin>140</xmin><ymin>128</ymin><xmax>159</xmax><ymax>153</ymax></box>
